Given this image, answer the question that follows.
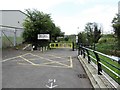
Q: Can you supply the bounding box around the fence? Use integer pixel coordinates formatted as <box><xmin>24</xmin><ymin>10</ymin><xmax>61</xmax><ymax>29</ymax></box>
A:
<box><xmin>78</xmin><ymin>45</ymin><xmax>120</xmax><ymax>85</ymax></box>
<box><xmin>0</xmin><ymin>25</ymin><xmax>24</xmax><ymax>48</ymax></box>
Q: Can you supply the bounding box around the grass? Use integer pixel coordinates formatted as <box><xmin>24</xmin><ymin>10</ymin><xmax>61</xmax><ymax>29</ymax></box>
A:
<box><xmin>96</xmin><ymin>34</ymin><xmax>120</xmax><ymax>57</ymax></box>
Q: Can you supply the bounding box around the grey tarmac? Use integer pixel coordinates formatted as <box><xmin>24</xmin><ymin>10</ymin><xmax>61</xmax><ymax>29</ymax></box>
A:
<box><xmin>2</xmin><ymin>48</ymin><xmax>92</xmax><ymax>88</ymax></box>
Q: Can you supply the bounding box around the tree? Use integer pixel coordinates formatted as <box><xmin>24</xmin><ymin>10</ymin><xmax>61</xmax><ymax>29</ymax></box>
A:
<box><xmin>93</xmin><ymin>23</ymin><xmax>102</xmax><ymax>43</ymax></box>
<box><xmin>84</xmin><ymin>22</ymin><xmax>102</xmax><ymax>48</ymax></box>
<box><xmin>112</xmin><ymin>14</ymin><xmax>120</xmax><ymax>49</ymax></box>
<box><xmin>78</xmin><ymin>32</ymin><xmax>87</xmax><ymax>46</ymax></box>
<box><xmin>23</xmin><ymin>9</ymin><xmax>64</xmax><ymax>45</ymax></box>
<box><xmin>84</xmin><ymin>23</ymin><xmax>94</xmax><ymax>45</ymax></box>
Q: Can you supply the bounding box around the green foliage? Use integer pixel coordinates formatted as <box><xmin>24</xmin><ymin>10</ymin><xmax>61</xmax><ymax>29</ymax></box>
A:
<box><xmin>98</xmin><ymin>34</ymin><xmax>116</xmax><ymax>44</ymax></box>
<box><xmin>64</xmin><ymin>36</ymin><xmax>69</xmax><ymax>41</ymax></box>
<box><xmin>84</xmin><ymin>22</ymin><xmax>102</xmax><ymax>45</ymax></box>
<box><xmin>78</xmin><ymin>22</ymin><xmax>102</xmax><ymax>47</ymax></box>
<box><xmin>78</xmin><ymin>32</ymin><xmax>87</xmax><ymax>45</ymax></box>
<box><xmin>94</xmin><ymin>23</ymin><xmax>101</xmax><ymax>43</ymax></box>
<box><xmin>84</xmin><ymin>23</ymin><xmax>94</xmax><ymax>45</ymax></box>
<box><xmin>62</xmin><ymin>35</ymin><xmax>76</xmax><ymax>43</ymax></box>
<box><xmin>96</xmin><ymin>34</ymin><xmax>120</xmax><ymax>56</ymax></box>
<box><xmin>23</xmin><ymin>9</ymin><xmax>64</xmax><ymax>44</ymax></box>
<box><xmin>112</xmin><ymin>14</ymin><xmax>120</xmax><ymax>49</ymax></box>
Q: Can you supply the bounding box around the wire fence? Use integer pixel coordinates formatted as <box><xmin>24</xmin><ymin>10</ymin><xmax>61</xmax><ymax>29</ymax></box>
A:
<box><xmin>0</xmin><ymin>25</ymin><xmax>24</xmax><ymax>48</ymax></box>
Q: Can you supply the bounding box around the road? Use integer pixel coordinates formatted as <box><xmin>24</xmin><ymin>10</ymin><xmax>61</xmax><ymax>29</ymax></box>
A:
<box><xmin>2</xmin><ymin>48</ymin><xmax>92</xmax><ymax>88</ymax></box>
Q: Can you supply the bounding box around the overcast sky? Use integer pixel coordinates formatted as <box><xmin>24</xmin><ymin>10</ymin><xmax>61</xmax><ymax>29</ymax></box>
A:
<box><xmin>0</xmin><ymin>0</ymin><xmax>119</xmax><ymax>35</ymax></box>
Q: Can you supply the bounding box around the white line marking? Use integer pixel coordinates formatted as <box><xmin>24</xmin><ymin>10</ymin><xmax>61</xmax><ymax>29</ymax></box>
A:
<box><xmin>70</xmin><ymin>56</ymin><xmax>73</xmax><ymax>68</ymax></box>
<box><xmin>1</xmin><ymin>56</ymin><xmax>20</xmax><ymax>62</ymax></box>
<box><xmin>19</xmin><ymin>56</ymin><xmax>36</xmax><ymax>65</ymax></box>
<box><xmin>1</xmin><ymin>53</ymin><xmax>31</xmax><ymax>62</ymax></box>
<box><xmin>18</xmin><ymin>63</ymin><xmax>71</xmax><ymax>68</ymax></box>
<box><xmin>29</xmin><ymin>53</ymin><xmax>70</xmax><ymax>67</ymax></box>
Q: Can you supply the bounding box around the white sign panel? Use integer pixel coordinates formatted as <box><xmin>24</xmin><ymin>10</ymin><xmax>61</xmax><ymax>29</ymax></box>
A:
<box><xmin>38</xmin><ymin>34</ymin><xmax>50</xmax><ymax>40</ymax></box>
<box><xmin>76</xmin><ymin>35</ymin><xmax>78</xmax><ymax>43</ymax></box>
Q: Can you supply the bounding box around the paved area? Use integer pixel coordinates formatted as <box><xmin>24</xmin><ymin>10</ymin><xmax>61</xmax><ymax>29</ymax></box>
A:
<box><xmin>2</xmin><ymin>48</ymin><xmax>92</xmax><ymax>88</ymax></box>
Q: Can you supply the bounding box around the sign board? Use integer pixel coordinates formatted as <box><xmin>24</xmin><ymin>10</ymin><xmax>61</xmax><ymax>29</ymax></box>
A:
<box><xmin>38</xmin><ymin>34</ymin><xmax>50</xmax><ymax>40</ymax></box>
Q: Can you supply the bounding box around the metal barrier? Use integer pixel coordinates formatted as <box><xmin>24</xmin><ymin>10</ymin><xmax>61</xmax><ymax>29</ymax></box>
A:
<box><xmin>49</xmin><ymin>42</ymin><xmax>73</xmax><ymax>49</ymax></box>
<box><xmin>78</xmin><ymin>46</ymin><xmax>120</xmax><ymax>85</ymax></box>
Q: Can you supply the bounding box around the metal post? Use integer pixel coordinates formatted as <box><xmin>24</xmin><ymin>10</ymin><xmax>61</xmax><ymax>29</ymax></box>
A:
<box><xmin>94</xmin><ymin>51</ymin><xmax>102</xmax><ymax>75</ymax></box>
<box><xmin>83</xmin><ymin>48</ymin><xmax>85</xmax><ymax>58</ymax></box>
<box><xmin>14</xmin><ymin>29</ymin><xmax>16</xmax><ymax>47</ymax></box>
<box><xmin>80</xmin><ymin>43</ymin><xmax>83</xmax><ymax>55</ymax></box>
<box><xmin>118</xmin><ymin>58</ymin><xmax>120</xmax><ymax>64</ymax></box>
<box><xmin>78</xmin><ymin>43</ymin><xmax>80</xmax><ymax>56</ymax></box>
<box><xmin>80</xmin><ymin>49</ymin><xmax>82</xmax><ymax>55</ymax></box>
<box><xmin>86</xmin><ymin>49</ymin><xmax>91</xmax><ymax>63</ymax></box>
<box><xmin>72</xmin><ymin>42</ymin><xmax>74</xmax><ymax>51</ymax></box>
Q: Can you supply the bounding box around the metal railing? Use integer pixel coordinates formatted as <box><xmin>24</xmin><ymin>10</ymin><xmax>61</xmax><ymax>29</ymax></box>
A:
<box><xmin>78</xmin><ymin>45</ymin><xmax>120</xmax><ymax>85</ymax></box>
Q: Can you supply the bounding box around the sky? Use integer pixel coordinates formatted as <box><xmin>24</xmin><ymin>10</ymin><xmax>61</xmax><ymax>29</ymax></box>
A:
<box><xmin>0</xmin><ymin>0</ymin><xmax>119</xmax><ymax>35</ymax></box>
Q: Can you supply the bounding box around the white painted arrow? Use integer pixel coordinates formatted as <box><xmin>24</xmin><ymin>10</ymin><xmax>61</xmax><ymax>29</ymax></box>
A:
<box><xmin>46</xmin><ymin>79</ymin><xmax>58</xmax><ymax>88</ymax></box>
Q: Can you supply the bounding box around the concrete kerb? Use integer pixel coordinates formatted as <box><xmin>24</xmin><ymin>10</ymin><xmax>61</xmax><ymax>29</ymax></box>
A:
<box><xmin>78</xmin><ymin>55</ymin><xmax>116</xmax><ymax>89</ymax></box>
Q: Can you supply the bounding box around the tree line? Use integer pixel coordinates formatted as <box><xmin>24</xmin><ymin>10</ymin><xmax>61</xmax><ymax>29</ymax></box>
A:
<box><xmin>22</xmin><ymin>9</ymin><xmax>120</xmax><ymax>50</ymax></box>
<box><xmin>78</xmin><ymin>14</ymin><xmax>120</xmax><ymax>50</ymax></box>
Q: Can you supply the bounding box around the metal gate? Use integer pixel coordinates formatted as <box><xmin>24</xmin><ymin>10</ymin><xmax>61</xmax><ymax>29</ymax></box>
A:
<box><xmin>49</xmin><ymin>42</ymin><xmax>73</xmax><ymax>49</ymax></box>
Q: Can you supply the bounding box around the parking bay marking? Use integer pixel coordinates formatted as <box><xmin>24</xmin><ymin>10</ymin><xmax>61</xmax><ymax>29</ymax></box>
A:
<box><xmin>19</xmin><ymin>56</ymin><xmax>36</xmax><ymax>65</ymax></box>
<box><xmin>18</xmin><ymin>53</ymin><xmax>73</xmax><ymax>68</ymax></box>
<box><xmin>2</xmin><ymin>53</ymin><xmax>73</xmax><ymax>68</ymax></box>
<box><xmin>29</xmin><ymin>53</ymin><xmax>73</xmax><ymax>68</ymax></box>
<box><xmin>1</xmin><ymin>53</ymin><xmax>31</xmax><ymax>62</ymax></box>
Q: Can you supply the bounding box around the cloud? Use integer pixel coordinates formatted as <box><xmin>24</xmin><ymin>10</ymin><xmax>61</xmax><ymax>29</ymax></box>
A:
<box><xmin>0</xmin><ymin>0</ymin><xmax>118</xmax><ymax>35</ymax></box>
<box><xmin>79</xmin><ymin>5</ymin><xmax>117</xmax><ymax>33</ymax></box>
<box><xmin>0</xmin><ymin>0</ymin><xmax>66</xmax><ymax>10</ymax></box>
<box><xmin>53</xmin><ymin>4</ymin><xmax>118</xmax><ymax>35</ymax></box>
<box><xmin>0</xmin><ymin>0</ymin><xmax>97</xmax><ymax>11</ymax></box>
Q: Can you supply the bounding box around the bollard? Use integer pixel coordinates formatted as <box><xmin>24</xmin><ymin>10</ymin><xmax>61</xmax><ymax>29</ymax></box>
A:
<box><xmin>32</xmin><ymin>45</ymin><xmax>35</xmax><ymax>51</ymax></box>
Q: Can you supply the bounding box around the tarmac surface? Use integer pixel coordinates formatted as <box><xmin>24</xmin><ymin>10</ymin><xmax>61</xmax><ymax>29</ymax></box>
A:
<box><xmin>2</xmin><ymin>48</ymin><xmax>92</xmax><ymax>88</ymax></box>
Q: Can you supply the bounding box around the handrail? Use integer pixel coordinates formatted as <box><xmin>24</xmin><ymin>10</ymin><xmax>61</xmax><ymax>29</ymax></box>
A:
<box><xmin>82</xmin><ymin>46</ymin><xmax>120</xmax><ymax>62</ymax></box>
<box><xmin>78</xmin><ymin>46</ymin><xmax>120</xmax><ymax>85</ymax></box>
<box><xmin>100</xmin><ymin>57</ymin><xmax>120</xmax><ymax>71</ymax></box>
